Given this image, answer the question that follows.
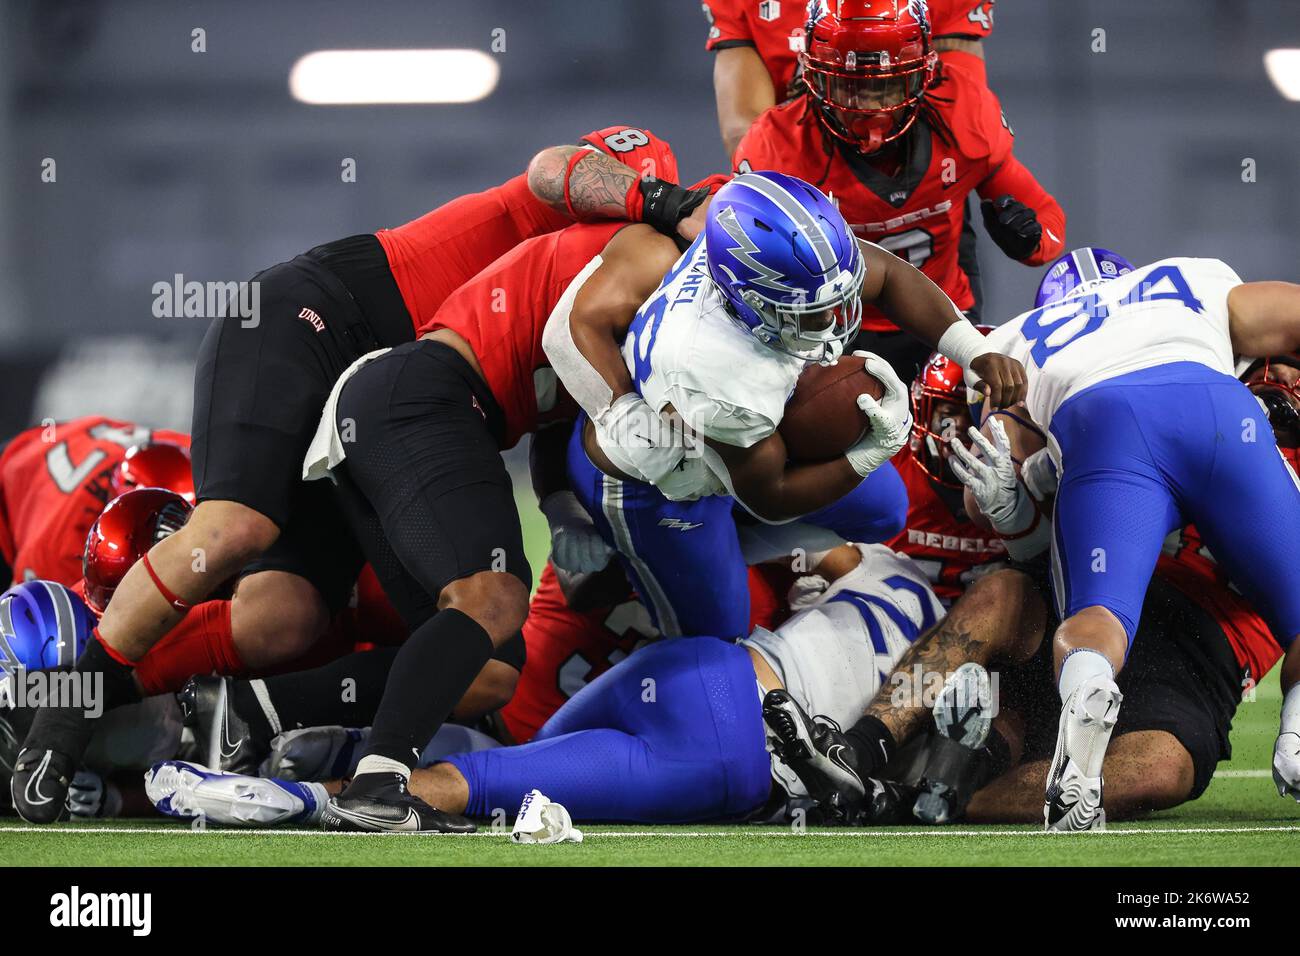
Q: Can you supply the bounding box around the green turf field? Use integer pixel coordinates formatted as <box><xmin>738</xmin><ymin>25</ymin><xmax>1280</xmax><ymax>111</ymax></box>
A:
<box><xmin>1</xmin><ymin>666</ymin><xmax>1294</xmax><ymax>867</ymax></box>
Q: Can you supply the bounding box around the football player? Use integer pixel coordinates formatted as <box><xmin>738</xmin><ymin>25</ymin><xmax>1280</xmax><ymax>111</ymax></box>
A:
<box><xmin>0</xmin><ymin>416</ymin><xmax>190</xmax><ymax>588</ymax></box>
<box><xmin>545</xmin><ymin>170</ymin><xmax>1026</xmax><ymax>641</ymax></box>
<box><xmin>706</xmin><ymin>0</ymin><xmax>997</xmax><ymax>156</ymax></box>
<box><xmin>733</xmin><ymin>0</ymin><xmax>1065</xmax><ymax>375</ymax></box>
<box><xmin>144</xmin><ymin>541</ymin><xmax>943</xmax><ymax>827</ymax></box>
<box><xmin>11</xmin><ymin>127</ymin><xmax>711</xmax><ymax>824</ymax></box>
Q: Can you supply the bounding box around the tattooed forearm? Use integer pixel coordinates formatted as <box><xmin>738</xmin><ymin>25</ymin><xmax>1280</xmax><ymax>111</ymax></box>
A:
<box><xmin>866</xmin><ymin>616</ymin><xmax>991</xmax><ymax>743</ymax></box>
<box><xmin>527</xmin><ymin>146</ymin><xmax>640</xmax><ymax>220</ymax></box>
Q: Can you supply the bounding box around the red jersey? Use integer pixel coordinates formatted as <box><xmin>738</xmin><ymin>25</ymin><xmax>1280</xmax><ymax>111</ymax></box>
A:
<box><xmin>376</xmin><ymin>125</ymin><xmax>677</xmax><ymax>331</ymax></box>
<box><xmin>1157</xmin><ymin>525</ymin><xmax>1281</xmax><ymax>686</ymax></box>
<box><xmin>734</xmin><ymin>65</ymin><xmax>1064</xmax><ymax>331</ymax></box>
<box><xmin>703</xmin><ymin>0</ymin><xmax>996</xmax><ymax>98</ymax></box>
<box><xmin>420</xmin><ymin>221</ymin><xmax>626</xmax><ymax>448</ymax></box>
<box><xmin>501</xmin><ymin>561</ymin><xmax>790</xmax><ymax>743</ymax></box>
<box><xmin>886</xmin><ymin>448</ymin><xmax>1006</xmax><ymax>603</ymax></box>
<box><xmin>0</xmin><ymin>417</ymin><xmax>189</xmax><ymax>587</ymax></box>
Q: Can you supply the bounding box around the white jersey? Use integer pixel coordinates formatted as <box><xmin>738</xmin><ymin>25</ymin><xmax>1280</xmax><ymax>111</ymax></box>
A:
<box><xmin>623</xmin><ymin>237</ymin><xmax>805</xmax><ymax>450</ymax></box>
<box><xmin>970</xmin><ymin>257</ymin><xmax>1243</xmax><ymax>439</ymax></box>
<box><xmin>742</xmin><ymin>543</ymin><xmax>943</xmax><ymax>800</ymax></box>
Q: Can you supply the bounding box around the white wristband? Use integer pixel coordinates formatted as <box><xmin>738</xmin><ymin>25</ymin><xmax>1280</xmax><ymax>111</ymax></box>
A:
<box><xmin>1282</xmin><ymin>683</ymin><xmax>1300</xmax><ymax>736</ymax></box>
<box><xmin>936</xmin><ymin>319</ymin><xmax>991</xmax><ymax>371</ymax></box>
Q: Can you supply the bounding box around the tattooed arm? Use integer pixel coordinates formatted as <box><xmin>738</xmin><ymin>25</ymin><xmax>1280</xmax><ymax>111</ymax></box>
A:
<box><xmin>527</xmin><ymin>145</ymin><xmax>640</xmax><ymax>221</ymax></box>
<box><xmin>865</xmin><ymin>568</ymin><xmax>1048</xmax><ymax>745</ymax></box>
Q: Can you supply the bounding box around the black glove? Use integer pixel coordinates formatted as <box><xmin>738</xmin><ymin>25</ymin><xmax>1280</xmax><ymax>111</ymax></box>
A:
<box><xmin>981</xmin><ymin>194</ymin><xmax>1042</xmax><ymax>262</ymax></box>
<box><xmin>639</xmin><ymin>178</ymin><xmax>710</xmax><ymax>240</ymax></box>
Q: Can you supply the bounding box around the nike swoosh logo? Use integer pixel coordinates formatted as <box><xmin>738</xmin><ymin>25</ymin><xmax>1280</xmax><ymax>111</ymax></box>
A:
<box><xmin>24</xmin><ymin>751</ymin><xmax>54</xmax><ymax>806</ymax></box>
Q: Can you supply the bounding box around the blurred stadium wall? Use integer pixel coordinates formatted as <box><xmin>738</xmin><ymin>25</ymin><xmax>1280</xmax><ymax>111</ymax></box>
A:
<box><xmin>1</xmin><ymin>0</ymin><xmax>1298</xmax><ymax>437</ymax></box>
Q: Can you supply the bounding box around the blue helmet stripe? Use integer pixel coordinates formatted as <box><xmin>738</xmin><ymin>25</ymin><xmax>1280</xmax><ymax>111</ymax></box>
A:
<box><xmin>42</xmin><ymin>580</ymin><xmax>76</xmax><ymax>667</ymax></box>
<box><xmin>741</xmin><ymin>174</ymin><xmax>838</xmax><ymax>273</ymax></box>
<box><xmin>1071</xmin><ymin>248</ymin><xmax>1101</xmax><ymax>284</ymax></box>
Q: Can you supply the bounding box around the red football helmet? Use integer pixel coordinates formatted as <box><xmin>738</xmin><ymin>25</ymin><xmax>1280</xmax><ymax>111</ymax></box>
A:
<box><xmin>909</xmin><ymin>325</ymin><xmax>993</xmax><ymax>487</ymax></box>
<box><xmin>82</xmin><ymin>488</ymin><xmax>193</xmax><ymax>613</ymax></box>
<box><xmin>110</xmin><ymin>441</ymin><xmax>195</xmax><ymax>503</ymax></box>
<box><xmin>1241</xmin><ymin>352</ymin><xmax>1300</xmax><ymax>471</ymax></box>
<box><xmin>802</xmin><ymin>0</ymin><xmax>939</xmax><ymax>154</ymax></box>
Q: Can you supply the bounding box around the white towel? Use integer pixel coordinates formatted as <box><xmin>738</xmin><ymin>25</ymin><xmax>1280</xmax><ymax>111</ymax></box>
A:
<box><xmin>302</xmin><ymin>348</ymin><xmax>391</xmax><ymax>483</ymax></box>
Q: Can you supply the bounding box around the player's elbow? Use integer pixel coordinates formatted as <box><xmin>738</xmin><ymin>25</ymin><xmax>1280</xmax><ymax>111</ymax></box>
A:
<box><xmin>526</xmin><ymin>145</ymin><xmax>577</xmax><ymax>210</ymax></box>
<box><xmin>1228</xmin><ymin>281</ymin><xmax>1300</xmax><ymax>357</ymax></box>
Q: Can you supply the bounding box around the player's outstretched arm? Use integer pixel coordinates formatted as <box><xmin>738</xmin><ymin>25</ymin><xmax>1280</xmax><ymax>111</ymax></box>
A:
<box><xmin>858</xmin><ymin>239</ymin><xmax>1027</xmax><ymax>407</ymax></box>
<box><xmin>1227</xmin><ymin>281</ymin><xmax>1300</xmax><ymax>358</ymax></box>
<box><xmin>713</xmin><ymin>46</ymin><xmax>776</xmax><ymax>160</ymax></box>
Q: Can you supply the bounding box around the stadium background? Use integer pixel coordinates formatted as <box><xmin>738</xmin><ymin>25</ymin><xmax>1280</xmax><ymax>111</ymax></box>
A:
<box><xmin>0</xmin><ymin>0</ymin><xmax>1296</xmax><ymax>868</ymax></box>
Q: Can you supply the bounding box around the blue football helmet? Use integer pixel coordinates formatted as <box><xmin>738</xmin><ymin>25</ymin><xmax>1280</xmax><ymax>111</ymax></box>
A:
<box><xmin>703</xmin><ymin>171</ymin><xmax>864</xmax><ymax>363</ymax></box>
<box><xmin>0</xmin><ymin>580</ymin><xmax>96</xmax><ymax>695</ymax></box>
<box><xmin>1034</xmin><ymin>247</ymin><xmax>1136</xmax><ymax>308</ymax></box>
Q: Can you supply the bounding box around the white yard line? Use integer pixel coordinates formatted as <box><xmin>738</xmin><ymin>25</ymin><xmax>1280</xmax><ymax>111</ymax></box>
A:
<box><xmin>1212</xmin><ymin>769</ymin><xmax>1271</xmax><ymax>778</ymax></box>
<box><xmin>1</xmin><ymin>825</ymin><xmax>1297</xmax><ymax>838</ymax></box>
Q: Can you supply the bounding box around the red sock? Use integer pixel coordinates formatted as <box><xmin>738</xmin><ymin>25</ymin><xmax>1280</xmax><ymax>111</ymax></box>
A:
<box><xmin>134</xmin><ymin>600</ymin><xmax>244</xmax><ymax>695</ymax></box>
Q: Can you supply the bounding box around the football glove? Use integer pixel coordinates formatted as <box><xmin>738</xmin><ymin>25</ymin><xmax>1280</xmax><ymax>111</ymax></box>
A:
<box><xmin>540</xmin><ymin>491</ymin><xmax>614</xmax><ymax>574</ymax></box>
<box><xmin>981</xmin><ymin>195</ymin><xmax>1042</xmax><ymax>262</ymax></box>
<box><xmin>948</xmin><ymin>417</ymin><xmax>1029</xmax><ymax>533</ymax></box>
<box><xmin>1273</xmin><ymin>732</ymin><xmax>1300</xmax><ymax>802</ymax></box>
<box><xmin>845</xmin><ymin>352</ymin><xmax>912</xmax><ymax>477</ymax></box>
<box><xmin>594</xmin><ymin>393</ymin><xmax>690</xmax><ymax>486</ymax></box>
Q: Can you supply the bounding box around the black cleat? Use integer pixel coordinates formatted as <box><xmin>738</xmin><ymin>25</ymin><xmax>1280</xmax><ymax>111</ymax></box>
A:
<box><xmin>763</xmin><ymin>689</ymin><xmax>866</xmax><ymax>816</ymax></box>
<box><xmin>913</xmin><ymin>662</ymin><xmax>993</xmax><ymax>825</ymax></box>
<box><xmin>10</xmin><ymin>747</ymin><xmax>76</xmax><ymax>823</ymax></box>
<box><xmin>320</xmin><ymin>772</ymin><xmax>476</xmax><ymax>833</ymax></box>
<box><xmin>178</xmin><ymin>676</ymin><xmax>265</xmax><ymax>775</ymax></box>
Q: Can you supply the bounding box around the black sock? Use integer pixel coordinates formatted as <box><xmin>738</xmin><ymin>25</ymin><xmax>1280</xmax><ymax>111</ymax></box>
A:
<box><xmin>362</xmin><ymin>609</ymin><xmax>493</xmax><ymax>767</ymax></box>
<box><xmin>845</xmin><ymin>714</ymin><xmax>897</xmax><ymax>777</ymax></box>
<box><xmin>24</xmin><ymin>639</ymin><xmax>139</xmax><ymax>759</ymax></box>
<box><xmin>973</xmin><ymin>726</ymin><xmax>1013</xmax><ymax>791</ymax></box>
<box><xmin>231</xmin><ymin>647</ymin><xmax>400</xmax><ymax>739</ymax></box>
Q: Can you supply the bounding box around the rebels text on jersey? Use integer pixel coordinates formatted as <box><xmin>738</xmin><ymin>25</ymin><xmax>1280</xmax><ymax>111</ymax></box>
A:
<box><xmin>886</xmin><ymin>447</ymin><xmax>1005</xmax><ymax>603</ymax></box>
<box><xmin>734</xmin><ymin>65</ymin><xmax>1064</xmax><ymax>330</ymax></box>
<box><xmin>703</xmin><ymin>0</ymin><xmax>998</xmax><ymax>96</ymax></box>
<box><xmin>419</xmin><ymin>221</ymin><xmax>626</xmax><ymax>449</ymax></box>
<box><xmin>0</xmin><ymin>417</ymin><xmax>189</xmax><ymax>586</ymax></box>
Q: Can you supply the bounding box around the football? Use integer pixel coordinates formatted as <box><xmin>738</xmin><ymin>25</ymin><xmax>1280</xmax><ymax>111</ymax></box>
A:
<box><xmin>778</xmin><ymin>354</ymin><xmax>886</xmax><ymax>461</ymax></box>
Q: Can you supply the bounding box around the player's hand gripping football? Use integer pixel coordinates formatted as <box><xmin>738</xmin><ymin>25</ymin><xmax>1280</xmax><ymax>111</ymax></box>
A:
<box><xmin>845</xmin><ymin>352</ymin><xmax>912</xmax><ymax>477</ymax></box>
<box><xmin>947</xmin><ymin>416</ymin><xmax>1035</xmax><ymax>536</ymax></box>
<box><xmin>1272</xmin><ymin>732</ymin><xmax>1300</xmax><ymax>802</ymax></box>
<box><xmin>967</xmin><ymin>352</ymin><xmax>1027</xmax><ymax>408</ymax></box>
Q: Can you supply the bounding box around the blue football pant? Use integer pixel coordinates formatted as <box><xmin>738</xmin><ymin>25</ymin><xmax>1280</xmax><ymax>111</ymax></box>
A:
<box><xmin>1050</xmin><ymin>362</ymin><xmax>1300</xmax><ymax>647</ymax></box>
<box><xmin>444</xmin><ymin>638</ymin><xmax>772</xmax><ymax>823</ymax></box>
<box><xmin>567</xmin><ymin>413</ymin><xmax>907</xmax><ymax>638</ymax></box>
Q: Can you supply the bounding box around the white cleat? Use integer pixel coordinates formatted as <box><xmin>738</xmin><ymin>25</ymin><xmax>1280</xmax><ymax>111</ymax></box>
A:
<box><xmin>144</xmin><ymin>760</ymin><xmax>326</xmax><ymax>828</ymax></box>
<box><xmin>1044</xmin><ymin>674</ymin><xmax>1122</xmax><ymax>832</ymax></box>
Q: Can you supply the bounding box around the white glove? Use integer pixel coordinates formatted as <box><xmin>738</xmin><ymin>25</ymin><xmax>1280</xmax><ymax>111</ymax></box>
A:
<box><xmin>845</xmin><ymin>352</ymin><xmax>913</xmax><ymax>477</ymax></box>
<box><xmin>540</xmin><ymin>491</ymin><xmax>614</xmax><ymax>574</ymax></box>
<box><xmin>947</xmin><ymin>417</ymin><xmax>1036</xmax><ymax>535</ymax></box>
<box><xmin>511</xmin><ymin>789</ymin><xmax>584</xmax><ymax>844</ymax></box>
<box><xmin>594</xmin><ymin>393</ymin><xmax>688</xmax><ymax>486</ymax></box>
<box><xmin>787</xmin><ymin>574</ymin><xmax>831</xmax><ymax>611</ymax></box>
<box><xmin>1021</xmin><ymin>446</ymin><xmax>1059</xmax><ymax>500</ymax></box>
<box><xmin>1273</xmin><ymin>732</ymin><xmax>1300</xmax><ymax>802</ymax></box>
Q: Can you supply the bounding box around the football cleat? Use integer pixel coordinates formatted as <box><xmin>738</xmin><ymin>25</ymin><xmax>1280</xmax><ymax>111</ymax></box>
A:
<box><xmin>145</xmin><ymin>760</ymin><xmax>326</xmax><ymax>827</ymax></box>
<box><xmin>913</xmin><ymin>662</ymin><xmax>992</xmax><ymax>825</ymax></box>
<box><xmin>763</xmin><ymin>689</ymin><xmax>866</xmax><ymax>816</ymax></box>
<box><xmin>1044</xmin><ymin>673</ymin><xmax>1123</xmax><ymax>832</ymax></box>
<box><xmin>10</xmin><ymin>746</ymin><xmax>76</xmax><ymax>823</ymax></box>
<box><xmin>178</xmin><ymin>675</ymin><xmax>265</xmax><ymax>775</ymax></box>
<box><xmin>321</xmin><ymin>772</ymin><xmax>476</xmax><ymax>834</ymax></box>
<box><xmin>262</xmin><ymin>726</ymin><xmax>369</xmax><ymax>781</ymax></box>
